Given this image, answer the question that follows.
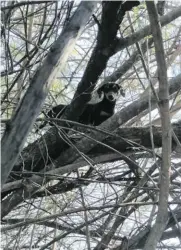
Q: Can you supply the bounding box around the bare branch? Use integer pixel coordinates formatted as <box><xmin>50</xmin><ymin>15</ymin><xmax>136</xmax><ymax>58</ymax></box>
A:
<box><xmin>115</xmin><ymin>5</ymin><xmax>181</xmax><ymax>52</ymax></box>
<box><xmin>143</xmin><ymin>2</ymin><xmax>172</xmax><ymax>249</ymax></box>
<box><xmin>1</xmin><ymin>1</ymin><xmax>97</xmax><ymax>186</ymax></box>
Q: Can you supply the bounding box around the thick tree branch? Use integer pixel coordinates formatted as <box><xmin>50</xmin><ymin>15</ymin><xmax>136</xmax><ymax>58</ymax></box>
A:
<box><xmin>61</xmin><ymin>2</ymin><xmax>140</xmax><ymax>123</ymax></box>
<box><xmin>49</xmin><ymin>74</ymin><xmax>180</xmax><ymax>169</ymax></box>
<box><xmin>8</xmin><ymin>2</ymin><xmax>141</xmax><ymax>180</ymax></box>
<box><xmin>1</xmin><ymin>121</ymin><xmax>181</xmax><ymax>218</ymax></box>
<box><xmin>143</xmin><ymin>2</ymin><xmax>172</xmax><ymax>249</ymax></box>
<box><xmin>8</xmin><ymin>72</ymin><xmax>181</xmax><ymax>180</ymax></box>
<box><xmin>1</xmin><ymin>2</ymin><xmax>97</xmax><ymax>186</ymax></box>
<box><xmin>3</xmin><ymin>121</ymin><xmax>181</xmax><ymax>195</ymax></box>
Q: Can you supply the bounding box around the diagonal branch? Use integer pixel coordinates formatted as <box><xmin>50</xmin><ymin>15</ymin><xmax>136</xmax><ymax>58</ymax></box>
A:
<box><xmin>9</xmin><ymin>1</ymin><xmax>141</xmax><ymax>180</ymax></box>
<box><xmin>115</xmin><ymin>5</ymin><xmax>181</xmax><ymax>52</ymax></box>
<box><xmin>1</xmin><ymin>2</ymin><xmax>97</xmax><ymax>186</ymax></box>
<box><xmin>1</xmin><ymin>75</ymin><xmax>180</xmax><ymax>218</ymax></box>
<box><xmin>61</xmin><ymin>1</ymin><xmax>140</xmax><ymax>123</ymax></box>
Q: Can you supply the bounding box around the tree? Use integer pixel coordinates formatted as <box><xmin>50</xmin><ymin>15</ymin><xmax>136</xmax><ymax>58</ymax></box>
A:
<box><xmin>1</xmin><ymin>1</ymin><xmax>181</xmax><ymax>249</ymax></box>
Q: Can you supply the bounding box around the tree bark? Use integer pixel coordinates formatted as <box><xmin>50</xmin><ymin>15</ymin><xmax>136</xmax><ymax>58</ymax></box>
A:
<box><xmin>143</xmin><ymin>2</ymin><xmax>172</xmax><ymax>249</ymax></box>
<box><xmin>1</xmin><ymin>1</ymin><xmax>97</xmax><ymax>186</ymax></box>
